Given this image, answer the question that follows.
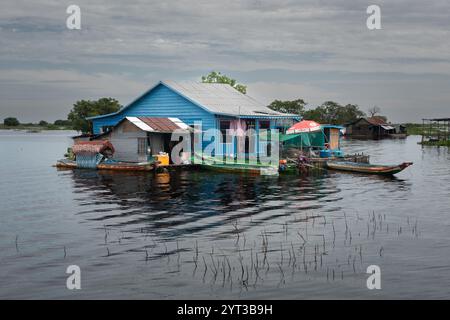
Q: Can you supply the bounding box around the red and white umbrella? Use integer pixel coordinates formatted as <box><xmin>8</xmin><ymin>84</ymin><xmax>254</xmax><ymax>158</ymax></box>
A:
<box><xmin>286</xmin><ymin>120</ymin><xmax>321</xmax><ymax>134</ymax></box>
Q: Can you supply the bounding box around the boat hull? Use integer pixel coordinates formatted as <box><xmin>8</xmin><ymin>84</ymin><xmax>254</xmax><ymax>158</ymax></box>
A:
<box><xmin>325</xmin><ymin>161</ymin><xmax>413</xmax><ymax>175</ymax></box>
<box><xmin>193</xmin><ymin>154</ymin><xmax>278</xmax><ymax>176</ymax></box>
<box><xmin>55</xmin><ymin>159</ymin><xmax>155</xmax><ymax>172</ymax></box>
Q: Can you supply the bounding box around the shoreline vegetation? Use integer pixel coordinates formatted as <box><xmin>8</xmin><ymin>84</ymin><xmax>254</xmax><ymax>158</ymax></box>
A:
<box><xmin>0</xmin><ymin>123</ymin><xmax>73</xmax><ymax>131</ymax></box>
<box><xmin>419</xmin><ymin>140</ymin><xmax>450</xmax><ymax>146</ymax></box>
<box><xmin>2</xmin><ymin>117</ymin><xmax>74</xmax><ymax>131</ymax></box>
<box><xmin>404</xmin><ymin>123</ymin><xmax>450</xmax><ymax>146</ymax></box>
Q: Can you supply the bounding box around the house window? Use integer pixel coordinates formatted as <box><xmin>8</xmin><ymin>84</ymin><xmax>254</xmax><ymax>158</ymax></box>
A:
<box><xmin>101</xmin><ymin>126</ymin><xmax>114</xmax><ymax>133</ymax></box>
<box><xmin>245</xmin><ymin>119</ymin><xmax>256</xmax><ymax>130</ymax></box>
<box><xmin>259</xmin><ymin>120</ymin><xmax>270</xmax><ymax>130</ymax></box>
<box><xmin>219</xmin><ymin>120</ymin><xmax>231</xmax><ymax>142</ymax></box>
<box><xmin>137</xmin><ymin>138</ymin><xmax>148</xmax><ymax>155</ymax></box>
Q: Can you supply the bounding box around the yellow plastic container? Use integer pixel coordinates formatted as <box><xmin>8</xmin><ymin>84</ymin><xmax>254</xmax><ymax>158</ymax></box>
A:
<box><xmin>155</xmin><ymin>153</ymin><xmax>169</xmax><ymax>166</ymax></box>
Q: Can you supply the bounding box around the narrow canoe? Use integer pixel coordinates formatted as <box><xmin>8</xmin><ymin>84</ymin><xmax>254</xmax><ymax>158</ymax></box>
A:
<box><xmin>326</xmin><ymin>161</ymin><xmax>413</xmax><ymax>175</ymax></box>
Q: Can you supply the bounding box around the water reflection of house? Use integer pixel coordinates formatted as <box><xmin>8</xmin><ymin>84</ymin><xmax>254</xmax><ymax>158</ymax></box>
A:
<box><xmin>86</xmin><ymin>81</ymin><xmax>299</xmax><ymax>158</ymax></box>
<box><xmin>345</xmin><ymin>116</ymin><xmax>400</xmax><ymax>139</ymax></box>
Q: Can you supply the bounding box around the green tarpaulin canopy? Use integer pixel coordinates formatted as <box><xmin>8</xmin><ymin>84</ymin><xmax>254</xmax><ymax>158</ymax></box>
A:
<box><xmin>280</xmin><ymin>132</ymin><xmax>325</xmax><ymax>148</ymax></box>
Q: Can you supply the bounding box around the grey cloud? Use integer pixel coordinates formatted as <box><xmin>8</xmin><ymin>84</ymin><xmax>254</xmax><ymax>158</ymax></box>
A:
<box><xmin>0</xmin><ymin>0</ymin><xmax>449</xmax><ymax>122</ymax></box>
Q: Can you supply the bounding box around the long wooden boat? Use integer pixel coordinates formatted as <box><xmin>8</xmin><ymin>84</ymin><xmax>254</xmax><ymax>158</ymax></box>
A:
<box><xmin>307</xmin><ymin>154</ymin><xmax>370</xmax><ymax>168</ymax></box>
<box><xmin>325</xmin><ymin>161</ymin><xmax>413</xmax><ymax>175</ymax></box>
<box><xmin>193</xmin><ymin>154</ymin><xmax>279</xmax><ymax>176</ymax></box>
<box><xmin>55</xmin><ymin>159</ymin><xmax>155</xmax><ymax>172</ymax></box>
<box><xmin>279</xmin><ymin>153</ymin><xmax>369</xmax><ymax>175</ymax></box>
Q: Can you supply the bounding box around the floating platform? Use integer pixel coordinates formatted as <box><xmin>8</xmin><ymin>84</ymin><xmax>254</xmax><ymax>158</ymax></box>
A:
<box><xmin>55</xmin><ymin>159</ymin><xmax>155</xmax><ymax>172</ymax></box>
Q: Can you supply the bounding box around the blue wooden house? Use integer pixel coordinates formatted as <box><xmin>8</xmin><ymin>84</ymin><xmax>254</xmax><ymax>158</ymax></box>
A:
<box><xmin>88</xmin><ymin>80</ymin><xmax>299</xmax><ymax>157</ymax></box>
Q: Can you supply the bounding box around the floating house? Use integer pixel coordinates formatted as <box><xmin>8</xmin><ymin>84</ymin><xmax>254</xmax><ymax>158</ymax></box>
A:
<box><xmin>87</xmin><ymin>81</ymin><xmax>299</xmax><ymax>160</ymax></box>
<box><xmin>92</xmin><ymin>116</ymin><xmax>190</xmax><ymax>162</ymax></box>
<box><xmin>345</xmin><ymin>116</ymin><xmax>396</xmax><ymax>139</ymax></box>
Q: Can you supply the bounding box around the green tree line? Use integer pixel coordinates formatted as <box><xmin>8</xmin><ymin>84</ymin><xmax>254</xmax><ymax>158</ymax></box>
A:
<box><xmin>2</xmin><ymin>117</ymin><xmax>73</xmax><ymax>128</ymax></box>
<box><xmin>267</xmin><ymin>99</ymin><xmax>367</xmax><ymax>125</ymax></box>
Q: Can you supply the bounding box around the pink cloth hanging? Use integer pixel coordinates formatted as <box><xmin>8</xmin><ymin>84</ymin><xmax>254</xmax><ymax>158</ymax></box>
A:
<box><xmin>230</xmin><ymin>119</ymin><xmax>246</xmax><ymax>155</ymax></box>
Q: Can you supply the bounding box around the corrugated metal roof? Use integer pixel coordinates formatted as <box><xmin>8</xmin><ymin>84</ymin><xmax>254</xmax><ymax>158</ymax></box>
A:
<box><xmin>87</xmin><ymin>80</ymin><xmax>299</xmax><ymax>121</ymax></box>
<box><xmin>366</xmin><ymin>116</ymin><xmax>389</xmax><ymax>126</ymax></box>
<box><xmin>125</xmin><ymin>116</ymin><xmax>189</xmax><ymax>133</ymax></box>
<box><xmin>72</xmin><ymin>140</ymin><xmax>115</xmax><ymax>155</ymax></box>
<box><xmin>163</xmin><ymin>80</ymin><xmax>295</xmax><ymax>117</ymax></box>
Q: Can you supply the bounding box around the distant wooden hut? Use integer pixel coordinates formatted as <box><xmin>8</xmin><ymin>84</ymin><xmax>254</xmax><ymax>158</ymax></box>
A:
<box><xmin>345</xmin><ymin>116</ymin><xmax>396</xmax><ymax>139</ymax></box>
<box><xmin>421</xmin><ymin>118</ymin><xmax>450</xmax><ymax>145</ymax></box>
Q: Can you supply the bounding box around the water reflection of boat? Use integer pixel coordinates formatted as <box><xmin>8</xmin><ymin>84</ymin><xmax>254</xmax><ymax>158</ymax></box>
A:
<box><xmin>325</xmin><ymin>161</ymin><xmax>413</xmax><ymax>175</ymax></box>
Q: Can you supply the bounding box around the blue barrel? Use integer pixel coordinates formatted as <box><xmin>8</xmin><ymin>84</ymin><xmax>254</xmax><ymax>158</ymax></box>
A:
<box><xmin>333</xmin><ymin>150</ymin><xmax>344</xmax><ymax>157</ymax></box>
<box><xmin>320</xmin><ymin>149</ymin><xmax>332</xmax><ymax>158</ymax></box>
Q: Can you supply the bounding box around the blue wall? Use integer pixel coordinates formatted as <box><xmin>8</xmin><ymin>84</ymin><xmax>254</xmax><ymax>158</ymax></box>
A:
<box><xmin>92</xmin><ymin>83</ymin><xmax>216</xmax><ymax>134</ymax></box>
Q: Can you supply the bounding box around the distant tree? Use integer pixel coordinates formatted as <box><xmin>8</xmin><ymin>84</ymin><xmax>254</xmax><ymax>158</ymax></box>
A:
<box><xmin>302</xmin><ymin>108</ymin><xmax>324</xmax><ymax>123</ymax></box>
<box><xmin>67</xmin><ymin>98</ymin><xmax>122</xmax><ymax>133</ymax></box>
<box><xmin>201</xmin><ymin>71</ymin><xmax>247</xmax><ymax>94</ymax></box>
<box><xmin>39</xmin><ymin>120</ymin><xmax>49</xmax><ymax>126</ymax></box>
<box><xmin>54</xmin><ymin>119</ymin><xmax>72</xmax><ymax>126</ymax></box>
<box><xmin>302</xmin><ymin>102</ymin><xmax>366</xmax><ymax>125</ymax></box>
<box><xmin>340</xmin><ymin>104</ymin><xmax>366</xmax><ymax>123</ymax></box>
<box><xmin>368</xmin><ymin>106</ymin><xmax>381</xmax><ymax>117</ymax></box>
<box><xmin>268</xmin><ymin>99</ymin><xmax>307</xmax><ymax>115</ymax></box>
<box><xmin>316</xmin><ymin>101</ymin><xmax>342</xmax><ymax>124</ymax></box>
<box><xmin>4</xmin><ymin>117</ymin><xmax>19</xmax><ymax>126</ymax></box>
<box><xmin>376</xmin><ymin>115</ymin><xmax>388</xmax><ymax>122</ymax></box>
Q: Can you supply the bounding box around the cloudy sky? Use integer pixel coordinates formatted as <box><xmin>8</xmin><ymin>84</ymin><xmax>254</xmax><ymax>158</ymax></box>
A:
<box><xmin>0</xmin><ymin>0</ymin><xmax>449</xmax><ymax>123</ymax></box>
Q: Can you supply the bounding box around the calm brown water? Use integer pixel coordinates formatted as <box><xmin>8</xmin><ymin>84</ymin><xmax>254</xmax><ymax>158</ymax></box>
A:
<box><xmin>0</xmin><ymin>130</ymin><xmax>449</xmax><ymax>299</ymax></box>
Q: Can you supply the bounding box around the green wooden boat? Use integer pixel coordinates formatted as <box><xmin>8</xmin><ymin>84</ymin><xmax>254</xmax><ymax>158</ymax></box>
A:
<box><xmin>193</xmin><ymin>153</ymin><xmax>279</xmax><ymax>176</ymax></box>
<box><xmin>326</xmin><ymin>161</ymin><xmax>413</xmax><ymax>175</ymax></box>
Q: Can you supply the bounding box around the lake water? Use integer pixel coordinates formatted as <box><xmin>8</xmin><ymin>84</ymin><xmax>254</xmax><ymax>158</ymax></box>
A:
<box><xmin>0</xmin><ymin>130</ymin><xmax>449</xmax><ymax>299</ymax></box>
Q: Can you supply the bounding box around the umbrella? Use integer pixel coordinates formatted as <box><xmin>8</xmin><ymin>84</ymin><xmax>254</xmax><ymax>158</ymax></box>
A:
<box><xmin>286</xmin><ymin>120</ymin><xmax>321</xmax><ymax>134</ymax></box>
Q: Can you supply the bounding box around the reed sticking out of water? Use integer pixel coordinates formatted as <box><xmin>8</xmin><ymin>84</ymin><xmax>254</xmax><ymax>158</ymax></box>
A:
<box><xmin>277</xmin><ymin>263</ymin><xmax>285</xmax><ymax>285</ymax></box>
<box><xmin>193</xmin><ymin>241</ymin><xmax>199</xmax><ymax>268</ymax></box>
<box><xmin>280</xmin><ymin>243</ymin><xmax>283</xmax><ymax>266</ymax></box>
<box><xmin>104</xmin><ymin>225</ymin><xmax>108</xmax><ymax>244</ymax></box>
<box><xmin>15</xmin><ymin>235</ymin><xmax>19</xmax><ymax>253</ymax></box>
<box><xmin>332</xmin><ymin>221</ymin><xmax>336</xmax><ymax>247</ymax></box>
<box><xmin>176</xmin><ymin>240</ymin><xmax>181</xmax><ymax>265</ymax></box>
<box><xmin>202</xmin><ymin>256</ymin><xmax>208</xmax><ymax>272</ymax></box>
<box><xmin>63</xmin><ymin>246</ymin><xmax>67</xmax><ymax>259</ymax></box>
<box><xmin>297</xmin><ymin>231</ymin><xmax>307</xmax><ymax>244</ymax></box>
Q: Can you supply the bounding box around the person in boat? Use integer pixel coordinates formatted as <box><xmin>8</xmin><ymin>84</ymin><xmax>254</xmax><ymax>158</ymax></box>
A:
<box><xmin>297</xmin><ymin>152</ymin><xmax>311</xmax><ymax>174</ymax></box>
